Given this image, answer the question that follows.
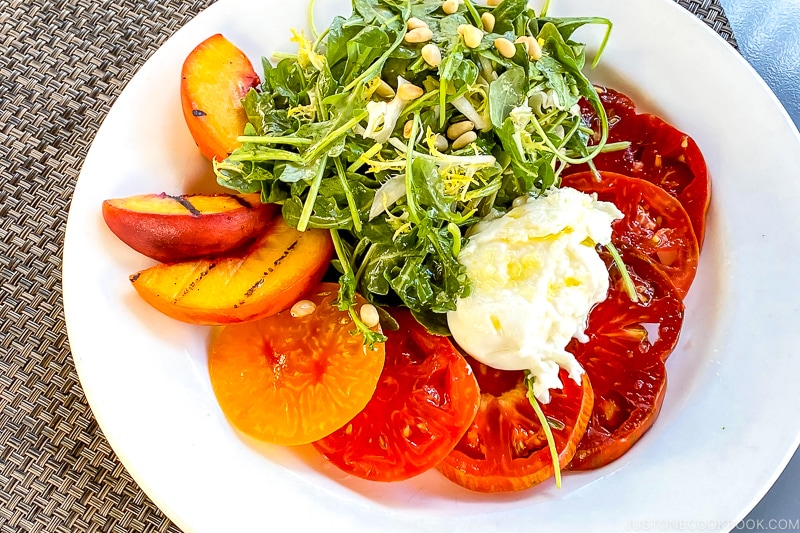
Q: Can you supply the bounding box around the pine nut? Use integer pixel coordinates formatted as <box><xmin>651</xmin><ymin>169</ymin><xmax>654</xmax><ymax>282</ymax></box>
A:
<box><xmin>375</xmin><ymin>79</ymin><xmax>395</xmax><ymax>99</ymax></box>
<box><xmin>514</xmin><ymin>35</ymin><xmax>542</xmax><ymax>59</ymax></box>
<box><xmin>442</xmin><ymin>0</ymin><xmax>459</xmax><ymax>15</ymax></box>
<box><xmin>403</xmin><ymin>119</ymin><xmax>414</xmax><ymax>138</ymax></box>
<box><xmin>405</xmin><ymin>27</ymin><xmax>434</xmax><ymax>44</ymax></box>
<box><xmin>451</xmin><ymin>130</ymin><xmax>478</xmax><ymax>150</ymax></box>
<box><xmin>511</xmin><ymin>195</ymin><xmax>528</xmax><ymax>208</ymax></box>
<box><xmin>481</xmin><ymin>12</ymin><xmax>496</xmax><ymax>32</ymax></box>
<box><xmin>406</xmin><ymin>17</ymin><xmax>428</xmax><ymax>30</ymax></box>
<box><xmin>359</xmin><ymin>304</ymin><xmax>380</xmax><ymax>328</ymax></box>
<box><xmin>434</xmin><ymin>134</ymin><xmax>449</xmax><ymax>152</ymax></box>
<box><xmin>461</xmin><ymin>24</ymin><xmax>484</xmax><ymax>48</ymax></box>
<box><xmin>457</xmin><ymin>24</ymin><xmax>469</xmax><ymax>35</ymax></box>
<box><xmin>421</xmin><ymin>43</ymin><xmax>442</xmax><ymax>67</ymax></box>
<box><xmin>527</xmin><ymin>37</ymin><xmax>543</xmax><ymax>60</ymax></box>
<box><xmin>494</xmin><ymin>37</ymin><xmax>516</xmax><ymax>58</ymax></box>
<box><xmin>487</xmin><ymin>0</ymin><xmax>503</xmax><ymax>6</ymax></box>
<box><xmin>290</xmin><ymin>300</ymin><xmax>316</xmax><ymax>318</ymax></box>
<box><xmin>446</xmin><ymin>120</ymin><xmax>475</xmax><ymax>140</ymax></box>
<box><xmin>397</xmin><ymin>82</ymin><xmax>424</xmax><ymax>101</ymax></box>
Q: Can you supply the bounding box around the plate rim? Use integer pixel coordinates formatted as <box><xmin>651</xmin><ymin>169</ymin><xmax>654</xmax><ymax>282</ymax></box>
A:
<box><xmin>62</xmin><ymin>0</ymin><xmax>800</xmax><ymax>531</ymax></box>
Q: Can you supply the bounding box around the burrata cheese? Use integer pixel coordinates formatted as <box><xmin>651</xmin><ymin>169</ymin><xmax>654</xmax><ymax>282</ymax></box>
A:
<box><xmin>447</xmin><ymin>186</ymin><xmax>623</xmax><ymax>403</ymax></box>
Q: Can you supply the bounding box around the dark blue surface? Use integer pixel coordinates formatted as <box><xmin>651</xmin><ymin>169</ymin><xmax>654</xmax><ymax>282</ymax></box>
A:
<box><xmin>721</xmin><ymin>0</ymin><xmax>800</xmax><ymax>526</ymax></box>
<box><xmin>722</xmin><ymin>0</ymin><xmax>800</xmax><ymax>129</ymax></box>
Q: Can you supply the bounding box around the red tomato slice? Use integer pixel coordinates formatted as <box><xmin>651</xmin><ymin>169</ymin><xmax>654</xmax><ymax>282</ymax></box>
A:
<box><xmin>562</xmin><ymin>170</ymin><xmax>700</xmax><ymax>298</ymax></box>
<box><xmin>570</xmin><ymin>87</ymin><xmax>711</xmax><ymax>245</ymax></box>
<box><xmin>312</xmin><ymin>309</ymin><xmax>480</xmax><ymax>482</ymax></box>
<box><xmin>438</xmin><ymin>362</ymin><xmax>593</xmax><ymax>492</ymax></box>
<box><xmin>208</xmin><ymin>283</ymin><xmax>385</xmax><ymax>446</ymax></box>
<box><xmin>579</xmin><ymin>86</ymin><xmax>637</xmax><ymax>136</ymax></box>
<box><xmin>566</xmin><ymin>253</ymin><xmax>684</xmax><ymax>470</ymax></box>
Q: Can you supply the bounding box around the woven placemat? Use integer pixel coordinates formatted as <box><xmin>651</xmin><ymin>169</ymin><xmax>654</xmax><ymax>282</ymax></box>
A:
<box><xmin>0</xmin><ymin>1</ymin><xmax>737</xmax><ymax>532</ymax></box>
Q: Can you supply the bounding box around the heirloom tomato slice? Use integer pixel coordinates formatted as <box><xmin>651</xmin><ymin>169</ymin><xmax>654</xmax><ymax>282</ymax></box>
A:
<box><xmin>208</xmin><ymin>283</ymin><xmax>385</xmax><ymax>446</ymax></box>
<box><xmin>438</xmin><ymin>362</ymin><xmax>593</xmax><ymax>493</ymax></box>
<box><xmin>313</xmin><ymin>309</ymin><xmax>480</xmax><ymax>482</ymax></box>
<box><xmin>566</xmin><ymin>253</ymin><xmax>684</xmax><ymax>470</ymax></box>
<box><xmin>570</xmin><ymin>87</ymin><xmax>711</xmax><ymax>245</ymax></box>
<box><xmin>562</xmin><ymin>170</ymin><xmax>700</xmax><ymax>298</ymax></box>
<box><xmin>579</xmin><ymin>86</ymin><xmax>637</xmax><ymax>133</ymax></box>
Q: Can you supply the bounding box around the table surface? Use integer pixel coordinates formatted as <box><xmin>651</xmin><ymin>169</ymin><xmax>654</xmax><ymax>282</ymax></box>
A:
<box><xmin>0</xmin><ymin>1</ymin><xmax>798</xmax><ymax>532</ymax></box>
<box><xmin>719</xmin><ymin>0</ymin><xmax>800</xmax><ymax>526</ymax></box>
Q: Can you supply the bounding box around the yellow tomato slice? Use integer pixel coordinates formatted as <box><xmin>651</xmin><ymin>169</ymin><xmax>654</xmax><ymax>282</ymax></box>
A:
<box><xmin>208</xmin><ymin>283</ymin><xmax>385</xmax><ymax>445</ymax></box>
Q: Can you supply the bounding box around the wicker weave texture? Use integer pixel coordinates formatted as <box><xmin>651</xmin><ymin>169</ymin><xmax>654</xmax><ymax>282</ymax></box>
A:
<box><xmin>0</xmin><ymin>1</ymin><xmax>736</xmax><ymax>531</ymax></box>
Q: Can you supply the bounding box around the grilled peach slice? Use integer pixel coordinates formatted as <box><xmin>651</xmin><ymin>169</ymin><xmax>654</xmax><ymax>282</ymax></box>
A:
<box><xmin>102</xmin><ymin>193</ymin><xmax>277</xmax><ymax>263</ymax></box>
<box><xmin>181</xmin><ymin>34</ymin><xmax>260</xmax><ymax>161</ymax></box>
<box><xmin>130</xmin><ymin>217</ymin><xmax>333</xmax><ymax>325</ymax></box>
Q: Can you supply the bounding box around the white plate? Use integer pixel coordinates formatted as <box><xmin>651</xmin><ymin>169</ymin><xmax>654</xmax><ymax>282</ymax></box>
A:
<box><xmin>63</xmin><ymin>0</ymin><xmax>800</xmax><ymax>531</ymax></box>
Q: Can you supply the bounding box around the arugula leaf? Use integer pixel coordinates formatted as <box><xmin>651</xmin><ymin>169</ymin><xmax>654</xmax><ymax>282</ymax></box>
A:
<box><xmin>411</xmin><ymin>308</ymin><xmax>452</xmax><ymax>336</ymax></box>
<box><xmin>360</xmin><ymin>243</ymin><xmax>406</xmax><ymax>295</ymax></box>
<box><xmin>535</xmin><ymin>22</ymin><xmax>609</xmax><ymax>161</ymax></box>
<box><xmin>329</xmin><ymin>229</ymin><xmax>387</xmax><ymax>347</ymax></box>
<box><xmin>438</xmin><ymin>13</ymin><xmax>471</xmax><ymax>45</ymax></box>
<box><xmin>535</xmin><ymin>55</ymin><xmax>580</xmax><ymax>111</ymax></box>
<box><xmin>325</xmin><ymin>17</ymin><xmax>349</xmax><ymax>63</ymax></box>
<box><xmin>410</xmin><ymin>0</ymin><xmax>447</xmax><ymax>18</ymax></box>
<box><xmin>342</xmin><ymin>26</ymin><xmax>391</xmax><ymax>85</ymax></box>
<box><xmin>490</xmin><ymin>0</ymin><xmax>528</xmax><ymax>32</ymax></box>
<box><xmin>260</xmin><ymin>178</ymin><xmax>290</xmax><ymax>204</ymax></box>
<box><xmin>494</xmin><ymin>117</ymin><xmax>538</xmax><ymax>193</ymax></box>
<box><xmin>214</xmin><ymin>160</ymin><xmax>268</xmax><ymax>194</ymax></box>
<box><xmin>539</xmin><ymin>16</ymin><xmax>613</xmax><ymax>67</ymax></box>
<box><xmin>275</xmin><ymin>160</ymin><xmax>321</xmax><ymax>183</ymax></box>
<box><xmin>489</xmin><ymin>66</ymin><xmax>526</xmax><ymax>129</ymax></box>
<box><xmin>264</xmin><ymin>58</ymin><xmax>306</xmax><ymax>108</ymax></box>
<box><xmin>353</xmin><ymin>0</ymin><xmax>394</xmax><ymax>24</ymax></box>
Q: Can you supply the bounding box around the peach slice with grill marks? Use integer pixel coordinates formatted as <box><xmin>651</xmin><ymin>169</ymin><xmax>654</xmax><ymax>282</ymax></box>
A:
<box><xmin>130</xmin><ymin>217</ymin><xmax>333</xmax><ymax>325</ymax></box>
<box><xmin>102</xmin><ymin>192</ymin><xmax>277</xmax><ymax>263</ymax></box>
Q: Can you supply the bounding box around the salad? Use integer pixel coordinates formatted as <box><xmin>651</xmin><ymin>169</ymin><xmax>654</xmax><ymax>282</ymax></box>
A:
<box><xmin>101</xmin><ymin>0</ymin><xmax>709</xmax><ymax>493</ymax></box>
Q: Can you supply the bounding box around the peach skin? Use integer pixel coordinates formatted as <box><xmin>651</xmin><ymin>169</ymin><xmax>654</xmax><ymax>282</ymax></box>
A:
<box><xmin>102</xmin><ymin>192</ymin><xmax>277</xmax><ymax>263</ymax></box>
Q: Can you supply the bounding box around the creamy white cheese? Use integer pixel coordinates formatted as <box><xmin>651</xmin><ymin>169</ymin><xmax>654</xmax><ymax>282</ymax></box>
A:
<box><xmin>447</xmin><ymin>187</ymin><xmax>623</xmax><ymax>403</ymax></box>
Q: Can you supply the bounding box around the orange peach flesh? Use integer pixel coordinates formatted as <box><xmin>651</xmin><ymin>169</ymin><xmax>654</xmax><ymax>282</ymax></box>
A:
<box><xmin>130</xmin><ymin>217</ymin><xmax>334</xmax><ymax>325</ymax></box>
<box><xmin>180</xmin><ymin>33</ymin><xmax>260</xmax><ymax>161</ymax></box>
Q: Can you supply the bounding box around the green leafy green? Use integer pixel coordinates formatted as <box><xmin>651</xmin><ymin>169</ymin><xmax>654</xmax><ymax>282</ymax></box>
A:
<box><xmin>214</xmin><ymin>0</ymin><xmax>614</xmax><ymax>338</ymax></box>
<box><xmin>489</xmin><ymin>66</ymin><xmax>526</xmax><ymax>128</ymax></box>
<box><xmin>491</xmin><ymin>0</ymin><xmax>528</xmax><ymax>28</ymax></box>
